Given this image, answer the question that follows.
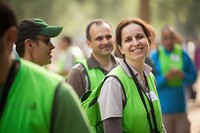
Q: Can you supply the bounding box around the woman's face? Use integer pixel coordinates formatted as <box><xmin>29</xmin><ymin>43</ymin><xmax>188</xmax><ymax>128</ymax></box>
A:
<box><xmin>118</xmin><ymin>23</ymin><xmax>150</xmax><ymax>63</ymax></box>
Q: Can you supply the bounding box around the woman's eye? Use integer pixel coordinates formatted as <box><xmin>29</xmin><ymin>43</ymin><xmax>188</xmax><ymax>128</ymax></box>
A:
<box><xmin>137</xmin><ymin>35</ymin><xmax>144</xmax><ymax>40</ymax></box>
<box><xmin>124</xmin><ymin>38</ymin><xmax>132</xmax><ymax>43</ymax></box>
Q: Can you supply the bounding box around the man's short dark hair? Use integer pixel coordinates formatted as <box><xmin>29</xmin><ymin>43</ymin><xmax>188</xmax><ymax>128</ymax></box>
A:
<box><xmin>85</xmin><ymin>19</ymin><xmax>112</xmax><ymax>41</ymax></box>
<box><xmin>62</xmin><ymin>36</ymin><xmax>72</xmax><ymax>45</ymax></box>
<box><xmin>0</xmin><ymin>1</ymin><xmax>17</xmax><ymax>37</ymax></box>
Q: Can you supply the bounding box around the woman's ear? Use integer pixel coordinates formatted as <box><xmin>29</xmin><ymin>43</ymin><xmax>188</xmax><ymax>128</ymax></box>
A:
<box><xmin>118</xmin><ymin>45</ymin><xmax>124</xmax><ymax>55</ymax></box>
<box><xmin>148</xmin><ymin>40</ymin><xmax>151</xmax><ymax>47</ymax></box>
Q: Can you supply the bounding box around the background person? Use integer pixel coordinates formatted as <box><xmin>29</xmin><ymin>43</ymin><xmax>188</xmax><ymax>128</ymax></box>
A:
<box><xmin>67</xmin><ymin>19</ymin><xmax>118</xmax><ymax>98</ymax></box>
<box><xmin>150</xmin><ymin>25</ymin><xmax>197</xmax><ymax>133</ymax></box>
<box><xmin>56</xmin><ymin>36</ymin><xmax>85</xmax><ymax>77</ymax></box>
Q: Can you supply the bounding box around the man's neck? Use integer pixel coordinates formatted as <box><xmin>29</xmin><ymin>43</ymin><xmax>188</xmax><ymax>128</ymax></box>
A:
<box><xmin>0</xmin><ymin>57</ymin><xmax>12</xmax><ymax>86</ymax></box>
<box><xmin>92</xmin><ymin>53</ymin><xmax>113</xmax><ymax>70</ymax></box>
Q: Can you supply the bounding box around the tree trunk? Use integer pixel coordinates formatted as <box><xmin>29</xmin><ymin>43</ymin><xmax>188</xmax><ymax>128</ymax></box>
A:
<box><xmin>139</xmin><ymin>0</ymin><xmax>150</xmax><ymax>23</ymax></box>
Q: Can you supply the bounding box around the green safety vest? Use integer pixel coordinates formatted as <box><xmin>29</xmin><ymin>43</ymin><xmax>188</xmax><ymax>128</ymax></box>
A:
<box><xmin>158</xmin><ymin>44</ymin><xmax>183</xmax><ymax>87</ymax></box>
<box><xmin>0</xmin><ymin>59</ymin><xmax>62</xmax><ymax>133</ymax></box>
<box><xmin>82</xmin><ymin>65</ymin><xmax>163</xmax><ymax>133</ymax></box>
<box><xmin>80</xmin><ymin>60</ymin><xmax>105</xmax><ymax>91</ymax></box>
<box><xmin>112</xmin><ymin>66</ymin><xmax>162</xmax><ymax>132</ymax></box>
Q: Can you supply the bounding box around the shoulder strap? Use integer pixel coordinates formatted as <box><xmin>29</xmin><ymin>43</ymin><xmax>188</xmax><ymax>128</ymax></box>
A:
<box><xmin>0</xmin><ymin>60</ymin><xmax>18</xmax><ymax>119</ymax></box>
<box><xmin>144</xmin><ymin>75</ymin><xmax>159</xmax><ymax>133</ymax></box>
<box><xmin>124</xmin><ymin>60</ymin><xmax>159</xmax><ymax>133</ymax></box>
<box><xmin>85</xmin><ymin>75</ymin><xmax>127</xmax><ymax>109</ymax></box>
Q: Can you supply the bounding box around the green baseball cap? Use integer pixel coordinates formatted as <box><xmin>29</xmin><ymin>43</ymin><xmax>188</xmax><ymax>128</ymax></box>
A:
<box><xmin>34</xmin><ymin>18</ymin><xmax>63</xmax><ymax>37</ymax></box>
<box><xmin>16</xmin><ymin>18</ymin><xmax>63</xmax><ymax>45</ymax></box>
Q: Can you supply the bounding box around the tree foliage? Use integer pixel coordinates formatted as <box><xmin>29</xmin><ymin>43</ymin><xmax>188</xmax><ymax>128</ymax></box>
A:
<box><xmin>7</xmin><ymin>0</ymin><xmax>200</xmax><ymax>41</ymax></box>
<box><xmin>152</xmin><ymin>0</ymin><xmax>200</xmax><ymax>41</ymax></box>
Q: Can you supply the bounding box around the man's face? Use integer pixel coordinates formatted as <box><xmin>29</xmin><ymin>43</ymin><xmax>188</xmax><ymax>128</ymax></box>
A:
<box><xmin>88</xmin><ymin>22</ymin><xmax>114</xmax><ymax>57</ymax></box>
<box><xmin>30</xmin><ymin>35</ymin><xmax>55</xmax><ymax>66</ymax></box>
<box><xmin>161</xmin><ymin>30</ymin><xmax>175</xmax><ymax>51</ymax></box>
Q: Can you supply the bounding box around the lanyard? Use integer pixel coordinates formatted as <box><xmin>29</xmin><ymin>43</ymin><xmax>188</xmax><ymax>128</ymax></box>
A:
<box><xmin>0</xmin><ymin>60</ymin><xmax>17</xmax><ymax>119</ymax></box>
<box><xmin>124</xmin><ymin>60</ymin><xmax>159</xmax><ymax>133</ymax></box>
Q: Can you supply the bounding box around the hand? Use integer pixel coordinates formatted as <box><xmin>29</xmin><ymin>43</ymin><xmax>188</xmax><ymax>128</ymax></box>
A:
<box><xmin>165</xmin><ymin>70</ymin><xmax>176</xmax><ymax>80</ymax></box>
<box><xmin>165</xmin><ymin>68</ymin><xmax>184</xmax><ymax>80</ymax></box>
<box><xmin>173</xmin><ymin>69</ymin><xmax>184</xmax><ymax>79</ymax></box>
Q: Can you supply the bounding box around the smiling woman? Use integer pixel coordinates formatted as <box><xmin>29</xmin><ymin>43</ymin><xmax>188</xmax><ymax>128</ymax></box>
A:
<box><xmin>118</xmin><ymin>23</ymin><xmax>150</xmax><ymax>65</ymax></box>
<box><xmin>97</xmin><ymin>18</ymin><xmax>166</xmax><ymax>133</ymax></box>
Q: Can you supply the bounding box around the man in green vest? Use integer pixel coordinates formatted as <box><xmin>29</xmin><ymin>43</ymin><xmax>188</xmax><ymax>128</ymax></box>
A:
<box><xmin>15</xmin><ymin>17</ymin><xmax>63</xmax><ymax>66</ymax></box>
<box><xmin>0</xmin><ymin>1</ymin><xmax>91</xmax><ymax>133</ymax></box>
<box><xmin>67</xmin><ymin>19</ymin><xmax>118</xmax><ymax>98</ymax></box>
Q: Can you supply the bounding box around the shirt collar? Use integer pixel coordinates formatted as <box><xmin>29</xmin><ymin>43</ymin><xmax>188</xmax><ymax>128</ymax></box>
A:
<box><xmin>119</xmin><ymin>59</ymin><xmax>152</xmax><ymax>78</ymax></box>
<box><xmin>87</xmin><ymin>54</ymin><xmax>118</xmax><ymax>70</ymax></box>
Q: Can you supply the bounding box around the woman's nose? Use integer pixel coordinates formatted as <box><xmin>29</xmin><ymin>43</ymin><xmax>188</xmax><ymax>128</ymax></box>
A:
<box><xmin>132</xmin><ymin>38</ymin><xmax>139</xmax><ymax>46</ymax></box>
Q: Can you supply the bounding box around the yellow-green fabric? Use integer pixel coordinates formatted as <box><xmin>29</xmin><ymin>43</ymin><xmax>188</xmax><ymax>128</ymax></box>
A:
<box><xmin>0</xmin><ymin>59</ymin><xmax>61</xmax><ymax>133</ymax></box>
<box><xmin>82</xmin><ymin>66</ymin><xmax>163</xmax><ymax>133</ymax></box>
<box><xmin>81</xmin><ymin>60</ymin><xmax>105</xmax><ymax>91</ymax></box>
<box><xmin>158</xmin><ymin>44</ymin><xmax>183</xmax><ymax>87</ymax></box>
<box><xmin>112</xmin><ymin>66</ymin><xmax>162</xmax><ymax>132</ymax></box>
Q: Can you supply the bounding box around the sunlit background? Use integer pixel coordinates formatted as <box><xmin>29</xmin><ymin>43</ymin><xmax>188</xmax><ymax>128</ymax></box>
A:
<box><xmin>5</xmin><ymin>1</ymin><xmax>200</xmax><ymax>132</ymax></box>
<box><xmin>7</xmin><ymin>0</ymin><xmax>200</xmax><ymax>41</ymax></box>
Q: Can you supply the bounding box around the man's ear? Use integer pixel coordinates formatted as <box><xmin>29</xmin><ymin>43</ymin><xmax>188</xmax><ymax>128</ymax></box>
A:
<box><xmin>85</xmin><ymin>39</ymin><xmax>92</xmax><ymax>48</ymax></box>
<box><xmin>2</xmin><ymin>26</ymin><xmax>18</xmax><ymax>50</ymax></box>
<box><xmin>24</xmin><ymin>39</ymin><xmax>33</xmax><ymax>52</ymax></box>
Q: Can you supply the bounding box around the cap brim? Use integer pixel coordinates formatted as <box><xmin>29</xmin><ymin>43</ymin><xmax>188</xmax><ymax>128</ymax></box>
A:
<box><xmin>39</xmin><ymin>26</ymin><xmax>63</xmax><ymax>37</ymax></box>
